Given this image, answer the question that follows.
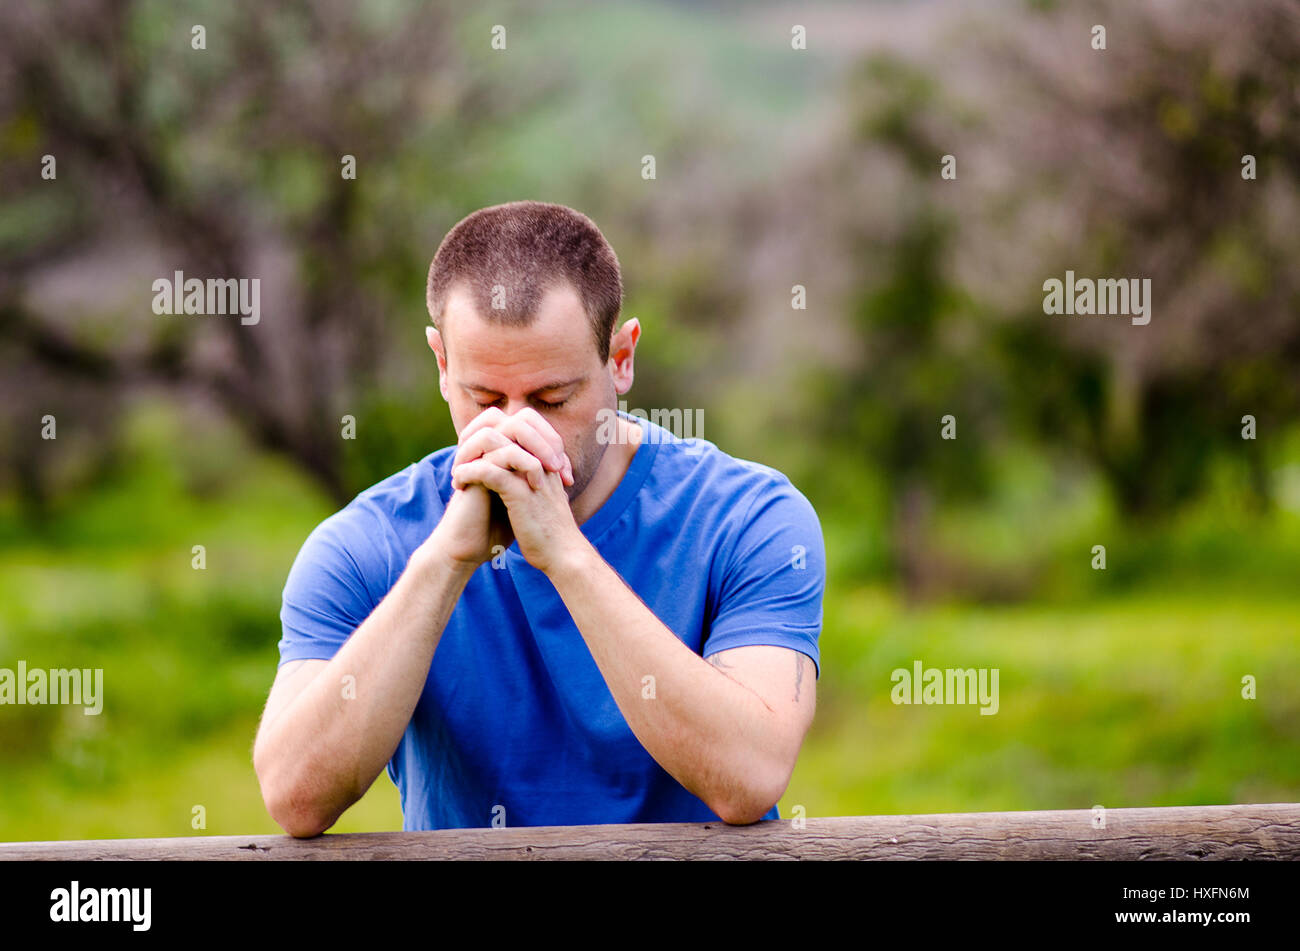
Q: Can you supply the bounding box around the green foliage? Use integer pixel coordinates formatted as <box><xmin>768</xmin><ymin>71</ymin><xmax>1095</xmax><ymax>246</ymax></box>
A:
<box><xmin>340</xmin><ymin>381</ymin><xmax>458</xmax><ymax>493</ymax></box>
<box><xmin>792</xmin><ymin>583</ymin><xmax>1300</xmax><ymax>818</ymax></box>
<box><xmin>0</xmin><ymin>399</ymin><xmax>404</xmax><ymax>838</ymax></box>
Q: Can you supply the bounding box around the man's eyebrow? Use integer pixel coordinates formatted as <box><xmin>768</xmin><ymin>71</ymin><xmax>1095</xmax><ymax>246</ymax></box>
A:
<box><xmin>462</xmin><ymin>376</ymin><xmax>587</xmax><ymax>397</ymax></box>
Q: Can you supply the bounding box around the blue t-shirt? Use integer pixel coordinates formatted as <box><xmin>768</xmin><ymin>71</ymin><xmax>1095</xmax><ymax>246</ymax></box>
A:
<box><xmin>277</xmin><ymin>412</ymin><xmax>825</xmax><ymax>830</ymax></box>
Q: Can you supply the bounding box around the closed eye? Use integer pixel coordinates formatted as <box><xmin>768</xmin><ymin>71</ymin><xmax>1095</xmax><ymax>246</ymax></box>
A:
<box><xmin>473</xmin><ymin>398</ymin><xmax>567</xmax><ymax>409</ymax></box>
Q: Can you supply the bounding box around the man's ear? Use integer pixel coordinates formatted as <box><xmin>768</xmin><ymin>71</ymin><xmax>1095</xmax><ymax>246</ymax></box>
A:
<box><xmin>426</xmin><ymin>326</ymin><xmax>450</xmax><ymax>402</ymax></box>
<box><xmin>608</xmin><ymin>317</ymin><xmax>640</xmax><ymax>395</ymax></box>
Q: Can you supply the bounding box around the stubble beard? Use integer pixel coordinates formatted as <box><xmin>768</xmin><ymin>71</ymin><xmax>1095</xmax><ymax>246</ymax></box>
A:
<box><xmin>565</xmin><ymin>428</ymin><xmax>607</xmax><ymax>505</ymax></box>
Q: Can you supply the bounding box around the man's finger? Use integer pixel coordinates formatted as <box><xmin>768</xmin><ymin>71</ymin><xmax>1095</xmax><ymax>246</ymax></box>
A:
<box><xmin>496</xmin><ymin>409</ymin><xmax>568</xmax><ymax>474</ymax></box>
<box><xmin>456</xmin><ymin>406</ymin><xmax>508</xmax><ymax>447</ymax></box>
<box><xmin>451</xmin><ymin>458</ymin><xmax>531</xmax><ymax>498</ymax></box>
<box><xmin>459</xmin><ymin>405</ymin><xmax>570</xmax><ymax>481</ymax></box>
<box><xmin>510</xmin><ymin>407</ymin><xmax>566</xmax><ymax>457</ymax></box>
<box><xmin>477</xmin><ymin>443</ymin><xmax>547</xmax><ymax>491</ymax></box>
<box><xmin>452</xmin><ymin>426</ymin><xmax>513</xmax><ymax>470</ymax></box>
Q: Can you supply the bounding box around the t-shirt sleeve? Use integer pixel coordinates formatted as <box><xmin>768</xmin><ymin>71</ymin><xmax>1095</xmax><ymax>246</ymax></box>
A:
<box><xmin>277</xmin><ymin>504</ymin><xmax>389</xmax><ymax>667</ymax></box>
<box><xmin>701</xmin><ymin>476</ymin><xmax>826</xmax><ymax>679</ymax></box>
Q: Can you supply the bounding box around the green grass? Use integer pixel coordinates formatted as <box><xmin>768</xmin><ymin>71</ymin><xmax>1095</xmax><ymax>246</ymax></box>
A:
<box><xmin>0</xmin><ymin>719</ymin><xmax>401</xmax><ymax>842</ymax></box>
<box><xmin>0</xmin><ymin>400</ymin><xmax>407</xmax><ymax>841</ymax></box>
<box><xmin>785</xmin><ymin>586</ymin><xmax>1300</xmax><ymax>819</ymax></box>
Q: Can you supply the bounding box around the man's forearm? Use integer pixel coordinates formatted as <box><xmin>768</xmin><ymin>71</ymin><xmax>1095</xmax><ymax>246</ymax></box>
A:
<box><xmin>254</xmin><ymin>536</ymin><xmax>473</xmax><ymax>836</ymax></box>
<box><xmin>547</xmin><ymin>539</ymin><xmax>790</xmax><ymax>824</ymax></box>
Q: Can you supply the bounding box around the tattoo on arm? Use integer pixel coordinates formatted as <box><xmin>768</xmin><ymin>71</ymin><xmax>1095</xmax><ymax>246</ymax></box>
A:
<box><xmin>706</xmin><ymin>651</ymin><xmax>775</xmax><ymax>715</ymax></box>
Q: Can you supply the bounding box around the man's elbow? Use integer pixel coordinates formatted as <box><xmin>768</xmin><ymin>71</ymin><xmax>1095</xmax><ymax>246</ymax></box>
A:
<box><xmin>714</xmin><ymin>767</ymin><xmax>790</xmax><ymax>826</ymax></box>
<box><xmin>282</xmin><ymin>815</ymin><xmax>332</xmax><ymax>840</ymax></box>
<box><xmin>716</xmin><ymin>797</ymin><xmax>775</xmax><ymax>826</ymax></box>
<box><xmin>255</xmin><ymin>750</ymin><xmax>336</xmax><ymax>838</ymax></box>
<box><xmin>262</xmin><ymin>782</ymin><xmax>335</xmax><ymax>839</ymax></box>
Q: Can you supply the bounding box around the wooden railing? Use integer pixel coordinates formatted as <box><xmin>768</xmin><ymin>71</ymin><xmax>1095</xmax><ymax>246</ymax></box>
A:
<box><xmin>2</xmin><ymin>802</ymin><xmax>1297</xmax><ymax>860</ymax></box>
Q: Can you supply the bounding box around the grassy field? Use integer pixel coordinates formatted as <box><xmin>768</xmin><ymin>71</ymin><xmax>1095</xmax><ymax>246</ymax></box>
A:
<box><xmin>792</xmin><ymin>587</ymin><xmax>1300</xmax><ymax>820</ymax></box>
<box><xmin>1</xmin><ymin>401</ymin><xmax>1296</xmax><ymax>841</ymax></box>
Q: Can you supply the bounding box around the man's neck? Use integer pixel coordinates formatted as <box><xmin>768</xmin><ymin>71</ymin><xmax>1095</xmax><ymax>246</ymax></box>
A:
<box><xmin>571</xmin><ymin>415</ymin><xmax>642</xmax><ymax>526</ymax></box>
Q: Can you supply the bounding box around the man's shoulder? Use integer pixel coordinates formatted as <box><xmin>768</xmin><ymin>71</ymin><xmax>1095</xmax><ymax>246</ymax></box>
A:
<box><xmin>640</xmin><ymin>421</ymin><xmax>818</xmax><ymax>525</ymax></box>
<box><xmin>355</xmin><ymin>447</ymin><xmax>453</xmax><ymax>507</ymax></box>
<box><xmin>309</xmin><ymin>447</ymin><xmax>454</xmax><ymax>551</ymax></box>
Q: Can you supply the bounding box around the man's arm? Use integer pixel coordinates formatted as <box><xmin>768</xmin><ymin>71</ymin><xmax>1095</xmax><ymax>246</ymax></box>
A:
<box><xmin>549</xmin><ymin>544</ymin><xmax>816</xmax><ymax>824</ymax></box>
<box><xmin>451</xmin><ymin>416</ymin><xmax>822</xmax><ymax>825</ymax></box>
<box><xmin>252</xmin><ymin>536</ymin><xmax>476</xmax><ymax>837</ymax></box>
<box><xmin>257</xmin><ymin>409</ymin><xmax>574</xmax><ymax>838</ymax></box>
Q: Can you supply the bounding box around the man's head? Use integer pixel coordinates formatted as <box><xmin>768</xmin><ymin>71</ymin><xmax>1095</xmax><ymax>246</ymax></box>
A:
<box><xmin>425</xmin><ymin>201</ymin><xmax>640</xmax><ymax>503</ymax></box>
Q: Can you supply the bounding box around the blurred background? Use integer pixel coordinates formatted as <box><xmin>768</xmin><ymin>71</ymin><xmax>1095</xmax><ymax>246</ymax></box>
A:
<box><xmin>1</xmin><ymin>0</ymin><xmax>1297</xmax><ymax>841</ymax></box>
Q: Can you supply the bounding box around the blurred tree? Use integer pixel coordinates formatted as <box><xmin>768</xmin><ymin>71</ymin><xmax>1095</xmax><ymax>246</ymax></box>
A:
<box><xmin>799</xmin><ymin>54</ymin><xmax>1002</xmax><ymax>596</ymax></box>
<box><xmin>971</xmin><ymin>0</ymin><xmax>1300</xmax><ymax>518</ymax></box>
<box><xmin>0</xmin><ymin>0</ymin><xmax>498</xmax><ymax>508</ymax></box>
<box><xmin>803</xmin><ymin>0</ymin><xmax>1300</xmax><ymax>593</ymax></box>
<box><xmin>0</xmin><ymin>0</ymin><xmax>779</xmax><ymax>514</ymax></box>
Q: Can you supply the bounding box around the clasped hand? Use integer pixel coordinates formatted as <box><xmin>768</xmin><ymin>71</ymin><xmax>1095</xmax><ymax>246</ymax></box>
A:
<box><xmin>442</xmin><ymin>406</ymin><xmax>581</xmax><ymax>574</ymax></box>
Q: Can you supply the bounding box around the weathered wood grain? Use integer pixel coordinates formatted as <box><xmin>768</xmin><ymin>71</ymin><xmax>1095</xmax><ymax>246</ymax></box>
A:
<box><xmin>2</xmin><ymin>803</ymin><xmax>1295</xmax><ymax>860</ymax></box>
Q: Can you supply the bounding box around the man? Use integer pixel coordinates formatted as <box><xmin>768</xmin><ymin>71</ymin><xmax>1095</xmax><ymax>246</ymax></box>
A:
<box><xmin>253</xmin><ymin>200</ymin><xmax>824</xmax><ymax>836</ymax></box>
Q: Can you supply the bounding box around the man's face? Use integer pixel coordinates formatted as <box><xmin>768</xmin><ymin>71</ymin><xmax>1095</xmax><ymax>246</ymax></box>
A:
<box><xmin>429</xmin><ymin>281</ymin><xmax>637</xmax><ymax>503</ymax></box>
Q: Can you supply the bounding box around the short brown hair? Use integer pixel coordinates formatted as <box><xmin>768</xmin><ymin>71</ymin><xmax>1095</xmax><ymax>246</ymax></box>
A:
<box><xmin>426</xmin><ymin>201</ymin><xmax>623</xmax><ymax>362</ymax></box>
